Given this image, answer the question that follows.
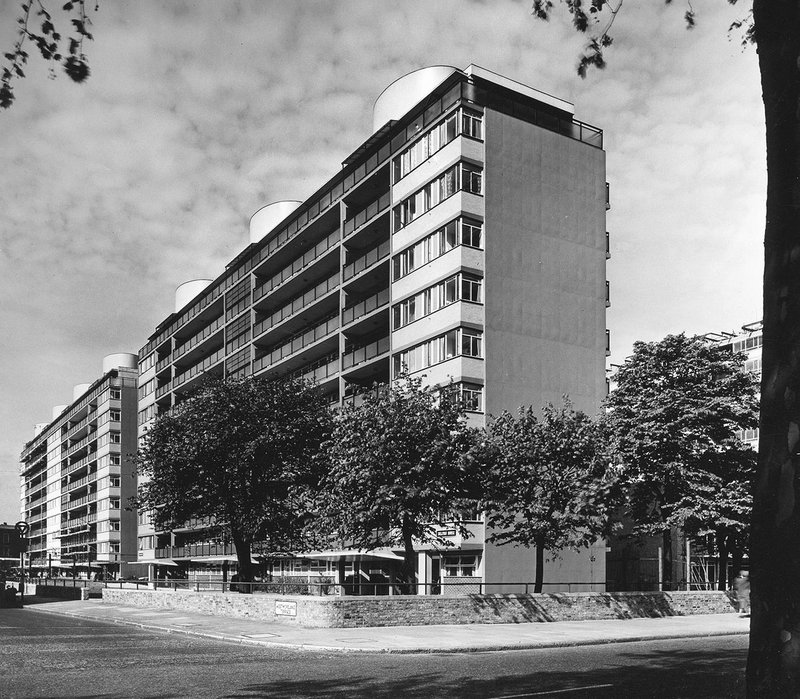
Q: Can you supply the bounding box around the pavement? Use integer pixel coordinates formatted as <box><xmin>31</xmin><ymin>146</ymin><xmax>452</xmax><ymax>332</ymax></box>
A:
<box><xmin>18</xmin><ymin>596</ymin><xmax>751</xmax><ymax>654</ymax></box>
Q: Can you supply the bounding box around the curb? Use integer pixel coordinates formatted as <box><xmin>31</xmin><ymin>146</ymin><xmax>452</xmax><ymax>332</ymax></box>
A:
<box><xmin>23</xmin><ymin>605</ymin><xmax>750</xmax><ymax>655</ymax></box>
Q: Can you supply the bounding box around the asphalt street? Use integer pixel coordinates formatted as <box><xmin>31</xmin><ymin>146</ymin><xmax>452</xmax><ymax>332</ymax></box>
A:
<box><xmin>1</xmin><ymin>608</ymin><xmax>747</xmax><ymax>698</ymax></box>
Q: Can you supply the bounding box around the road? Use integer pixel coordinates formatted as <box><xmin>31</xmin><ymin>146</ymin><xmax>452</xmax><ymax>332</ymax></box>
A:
<box><xmin>1</xmin><ymin>608</ymin><xmax>747</xmax><ymax>698</ymax></box>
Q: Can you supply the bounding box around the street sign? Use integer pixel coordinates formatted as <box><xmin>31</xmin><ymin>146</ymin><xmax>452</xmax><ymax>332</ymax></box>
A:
<box><xmin>14</xmin><ymin>521</ymin><xmax>29</xmax><ymax>536</ymax></box>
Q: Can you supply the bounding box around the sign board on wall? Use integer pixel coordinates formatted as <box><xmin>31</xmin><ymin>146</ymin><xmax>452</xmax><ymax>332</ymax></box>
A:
<box><xmin>275</xmin><ymin>600</ymin><xmax>297</xmax><ymax>617</ymax></box>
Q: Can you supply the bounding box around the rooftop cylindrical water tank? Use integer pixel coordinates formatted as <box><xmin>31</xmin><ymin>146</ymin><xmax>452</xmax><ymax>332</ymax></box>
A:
<box><xmin>52</xmin><ymin>404</ymin><xmax>68</xmax><ymax>420</ymax></box>
<box><xmin>102</xmin><ymin>353</ymin><xmax>138</xmax><ymax>374</ymax></box>
<box><xmin>372</xmin><ymin>66</ymin><xmax>458</xmax><ymax>133</ymax></box>
<box><xmin>33</xmin><ymin>422</ymin><xmax>48</xmax><ymax>437</ymax></box>
<box><xmin>72</xmin><ymin>383</ymin><xmax>91</xmax><ymax>401</ymax></box>
<box><xmin>174</xmin><ymin>279</ymin><xmax>213</xmax><ymax>314</ymax></box>
<box><xmin>249</xmin><ymin>201</ymin><xmax>302</xmax><ymax>244</ymax></box>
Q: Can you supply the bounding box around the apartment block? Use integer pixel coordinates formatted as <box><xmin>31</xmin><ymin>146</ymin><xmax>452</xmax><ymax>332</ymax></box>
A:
<box><xmin>136</xmin><ymin>65</ymin><xmax>610</xmax><ymax>591</ymax></box>
<box><xmin>19</xmin><ymin>354</ymin><xmax>139</xmax><ymax>578</ymax></box>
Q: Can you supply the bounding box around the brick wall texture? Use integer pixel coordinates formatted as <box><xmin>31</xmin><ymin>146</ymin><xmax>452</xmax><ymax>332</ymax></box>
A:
<box><xmin>101</xmin><ymin>589</ymin><xmax>738</xmax><ymax>628</ymax></box>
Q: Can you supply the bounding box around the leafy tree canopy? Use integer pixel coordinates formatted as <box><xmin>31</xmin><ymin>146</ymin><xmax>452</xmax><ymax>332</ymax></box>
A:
<box><xmin>605</xmin><ymin>333</ymin><xmax>758</xmax><ymax>538</ymax></box>
<box><xmin>135</xmin><ymin>375</ymin><xmax>332</xmax><ymax>579</ymax></box>
<box><xmin>315</xmin><ymin>376</ymin><xmax>482</xmax><ymax>584</ymax></box>
<box><xmin>481</xmin><ymin>400</ymin><xmax>619</xmax><ymax>592</ymax></box>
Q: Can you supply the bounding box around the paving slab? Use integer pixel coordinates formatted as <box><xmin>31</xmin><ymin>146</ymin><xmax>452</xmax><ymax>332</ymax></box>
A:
<box><xmin>22</xmin><ymin>597</ymin><xmax>750</xmax><ymax>654</ymax></box>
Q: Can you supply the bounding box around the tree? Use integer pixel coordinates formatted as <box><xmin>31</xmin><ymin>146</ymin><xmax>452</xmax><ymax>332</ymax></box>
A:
<box><xmin>135</xmin><ymin>375</ymin><xmax>331</xmax><ymax>582</ymax></box>
<box><xmin>669</xmin><ymin>455</ymin><xmax>755</xmax><ymax>591</ymax></box>
<box><xmin>605</xmin><ymin>334</ymin><xmax>758</xmax><ymax>590</ymax></box>
<box><xmin>481</xmin><ymin>401</ymin><xmax>619</xmax><ymax>593</ymax></box>
<box><xmin>532</xmin><ymin>1</ymin><xmax>798</xmax><ymax>692</ymax></box>
<box><xmin>315</xmin><ymin>376</ymin><xmax>482</xmax><ymax>590</ymax></box>
<box><xmin>1</xmin><ymin>1</ymin><xmax>95</xmax><ymax>109</ymax></box>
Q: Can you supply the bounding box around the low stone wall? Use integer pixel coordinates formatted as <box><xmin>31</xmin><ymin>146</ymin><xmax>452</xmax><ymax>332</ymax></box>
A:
<box><xmin>101</xmin><ymin>589</ymin><xmax>737</xmax><ymax>628</ymax></box>
<box><xmin>31</xmin><ymin>584</ymin><xmax>92</xmax><ymax>600</ymax></box>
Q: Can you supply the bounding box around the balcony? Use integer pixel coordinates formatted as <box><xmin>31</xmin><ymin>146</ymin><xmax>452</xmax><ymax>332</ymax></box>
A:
<box><xmin>156</xmin><ymin>543</ymin><xmax>236</xmax><ymax>559</ymax></box>
<box><xmin>173</xmin><ymin>314</ymin><xmax>225</xmax><ymax>360</ymax></box>
<box><xmin>343</xmin><ymin>191</ymin><xmax>390</xmax><ymax>238</ymax></box>
<box><xmin>343</xmin><ymin>336</ymin><xmax>390</xmax><ymax>370</ymax></box>
<box><xmin>172</xmin><ymin>347</ymin><xmax>225</xmax><ymax>389</ymax></box>
<box><xmin>343</xmin><ymin>240</ymin><xmax>390</xmax><ymax>282</ymax></box>
<box><xmin>286</xmin><ymin>353</ymin><xmax>339</xmax><ymax>384</ymax></box>
<box><xmin>155</xmin><ymin>381</ymin><xmax>171</xmax><ymax>399</ymax></box>
<box><xmin>253</xmin><ymin>230</ymin><xmax>339</xmax><ymax>304</ymax></box>
<box><xmin>66</xmin><ymin>429</ymin><xmax>97</xmax><ymax>458</ymax></box>
<box><xmin>253</xmin><ymin>273</ymin><xmax>340</xmax><ymax>340</ymax></box>
<box><xmin>253</xmin><ymin>315</ymin><xmax>340</xmax><ymax>374</ymax></box>
<box><xmin>155</xmin><ymin>355</ymin><xmax>172</xmax><ymax>373</ymax></box>
<box><xmin>67</xmin><ymin>409</ymin><xmax>97</xmax><ymax>439</ymax></box>
<box><xmin>342</xmin><ymin>288</ymin><xmax>390</xmax><ymax>327</ymax></box>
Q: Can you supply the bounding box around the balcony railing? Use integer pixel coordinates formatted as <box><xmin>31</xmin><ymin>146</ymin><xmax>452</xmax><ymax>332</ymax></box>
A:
<box><xmin>67</xmin><ymin>409</ymin><xmax>97</xmax><ymax>438</ymax></box>
<box><xmin>155</xmin><ymin>355</ymin><xmax>172</xmax><ymax>373</ymax></box>
<box><xmin>343</xmin><ymin>191</ymin><xmax>390</xmax><ymax>238</ymax></box>
<box><xmin>286</xmin><ymin>353</ymin><xmax>339</xmax><ymax>384</ymax></box>
<box><xmin>173</xmin><ymin>314</ymin><xmax>225</xmax><ymax>360</ymax></box>
<box><xmin>155</xmin><ymin>381</ymin><xmax>171</xmax><ymax>399</ymax></box>
<box><xmin>156</xmin><ymin>543</ymin><xmax>236</xmax><ymax>559</ymax></box>
<box><xmin>343</xmin><ymin>240</ymin><xmax>391</xmax><ymax>281</ymax></box>
<box><xmin>172</xmin><ymin>347</ymin><xmax>225</xmax><ymax>389</ymax></box>
<box><xmin>342</xmin><ymin>336</ymin><xmax>390</xmax><ymax>370</ymax></box>
<box><xmin>253</xmin><ymin>315</ymin><xmax>339</xmax><ymax>374</ymax></box>
<box><xmin>62</xmin><ymin>451</ymin><xmax>96</xmax><ymax>476</ymax></box>
<box><xmin>253</xmin><ymin>231</ymin><xmax>339</xmax><ymax>303</ymax></box>
<box><xmin>342</xmin><ymin>288</ymin><xmax>390</xmax><ymax>326</ymax></box>
<box><xmin>66</xmin><ymin>430</ymin><xmax>97</xmax><ymax>457</ymax></box>
<box><xmin>253</xmin><ymin>273</ymin><xmax>340</xmax><ymax>339</ymax></box>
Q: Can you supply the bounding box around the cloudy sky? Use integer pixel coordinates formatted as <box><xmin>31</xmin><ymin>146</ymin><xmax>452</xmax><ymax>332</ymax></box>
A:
<box><xmin>0</xmin><ymin>0</ymin><xmax>764</xmax><ymax>521</ymax></box>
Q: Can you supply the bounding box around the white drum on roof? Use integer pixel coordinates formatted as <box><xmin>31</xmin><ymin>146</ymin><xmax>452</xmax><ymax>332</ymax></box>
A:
<box><xmin>372</xmin><ymin>66</ymin><xmax>458</xmax><ymax>133</ymax></box>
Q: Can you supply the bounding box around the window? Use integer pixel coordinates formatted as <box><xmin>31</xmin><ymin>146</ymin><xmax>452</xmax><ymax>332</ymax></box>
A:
<box><xmin>392</xmin><ymin>218</ymin><xmax>483</xmax><ymax>280</ymax></box>
<box><xmin>459</xmin><ymin>383</ymin><xmax>483</xmax><ymax>412</ymax></box>
<box><xmin>138</xmin><ymin>353</ymin><xmax>155</xmax><ymax>373</ymax></box>
<box><xmin>109</xmin><ymin>498</ymin><xmax>120</xmax><ymax>510</ymax></box>
<box><xmin>461</xmin><ymin>274</ymin><xmax>482</xmax><ymax>303</ymax></box>
<box><xmin>110</xmin><ymin>432</ymin><xmax>121</xmax><ymax>444</ymax></box>
<box><xmin>443</xmin><ymin>554</ymin><xmax>478</xmax><ymax>577</ymax></box>
<box><xmin>109</xmin><ymin>476</ymin><xmax>120</xmax><ymax>488</ymax></box>
<box><xmin>394</xmin><ymin>163</ymin><xmax>484</xmax><ymax>230</ymax></box>
<box><xmin>393</xmin><ymin>108</ymin><xmax>483</xmax><ymax>180</ymax></box>
<box><xmin>109</xmin><ymin>388</ymin><xmax>121</xmax><ymax>400</ymax></box>
<box><xmin>110</xmin><ymin>455</ymin><xmax>121</xmax><ymax>466</ymax></box>
<box><xmin>461</xmin><ymin>329</ymin><xmax>482</xmax><ymax>357</ymax></box>
<box><xmin>393</xmin><ymin>274</ymin><xmax>483</xmax><ymax>329</ymax></box>
<box><xmin>393</xmin><ymin>328</ymin><xmax>483</xmax><ymax>374</ymax></box>
<box><xmin>137</xmin><ymin>380</ymin><xmax>154</xmax><ymax>401</ymax></box>
<box><xmin>109</xmin><ymin>409</ymin><xmax>121</xmax><ymax>422</ymax></box>
<box><xmin>461</xmin><ymin>110</ymin><xmax>483</xmax><ymax>140</ymax></box>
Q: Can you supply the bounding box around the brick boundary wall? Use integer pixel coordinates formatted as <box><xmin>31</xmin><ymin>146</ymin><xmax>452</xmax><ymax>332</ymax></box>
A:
<box><xmin>101</xmin><ymin>589</ymin><xmax>738</xmax><ymax>628</ymax></box>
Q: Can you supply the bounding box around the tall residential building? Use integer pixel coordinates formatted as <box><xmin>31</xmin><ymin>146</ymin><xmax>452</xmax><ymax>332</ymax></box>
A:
<box><xmin>19</xmin><ymin>354</ymin><xmax>139</xmax><ymax>578</ymax></box>
<box><xmin>137</xmin><ymin>65</ymin><xmax>610</xmax><ymax>591</ymax></box>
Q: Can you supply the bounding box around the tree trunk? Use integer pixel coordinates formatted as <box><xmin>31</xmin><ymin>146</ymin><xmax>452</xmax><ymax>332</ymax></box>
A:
<box><xmin>662</xmin><ymin>529</ymin><xmax>673</xmax><ymax>591</ymax></box>
<box><xmin>716</xmin><ymin>530</ymin><xmax>730</xmax><ymax>592</ymax></box>
<box><xmin>401</xmin><ymin>516</ymin><xmax>416</xmax><ymax>595</ymax></box>
<box><xmin>748</xmin><ymin>0</ymin><xmax>800</xmax><ymax>695</ymax></box>
<box><xmin>231</xmin><ymin>528</ymin><xmax>253</xmax><ymax>590</ymax></box>
<box><xmin>534</xmin><ymin>536</ymin><xmax>545</xmax><ymax>593</ymax></box>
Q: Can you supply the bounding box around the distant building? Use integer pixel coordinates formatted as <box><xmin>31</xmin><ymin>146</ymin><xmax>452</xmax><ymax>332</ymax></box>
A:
<box><xmin>136</xmin><ymin>65</ymin><xmax>610</xmax><ymax>591</ymax></box>
<box><xmin>0</xmin><ymin>523</ymin><xmax>25</xmax><ymax>572</ymax></box>
<box><xmin>18</xmin><ymin>355</ymin><xmax>139</xmax><ymax>578</ymax></box>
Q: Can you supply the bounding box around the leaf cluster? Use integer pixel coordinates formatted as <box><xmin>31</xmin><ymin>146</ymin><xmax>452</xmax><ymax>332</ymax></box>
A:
<box><xmin>481</xmin><ymin>400</ymin><xmax>621</xmax><ymax>552</ymax></box>
<box><xmin>135</xmin><ymin>375</ymin><xmax>332</xmax><ymax>555</ymax></box>
<box><xmin>530</xmin><ymin>0</ymin><xmax>754</xmax><ymax>78</ymax></box>
<box><xmin>314</xmin><ymin>376</ymin><xmax>483</xmax><ymax>554</ymax></box>
<box><xmin>604</xmin><ymin>333</ymin><xmax>758</xmax><ymax>539</ymax></box>
<box><xmin>1</xmin><ymin>0</ymin><xmax>95</xmax><ymax>110</ymax></box>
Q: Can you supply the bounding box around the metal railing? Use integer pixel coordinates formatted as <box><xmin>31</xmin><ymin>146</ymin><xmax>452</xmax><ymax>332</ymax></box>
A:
<box><xmin>173</xmin><ymin>315</ymin><xmax>226</xmax><ymax>360</ymax></box>
<box><xmin>253</xmin><ymin>274</ymin><xmax>340</xmax><ymax>339</ymax></box>
<box><xmin>343</xmin><ymin>191</ymin><xmax>391</xmax><ymax>238</ymax></box>
<box><xmin>343</xmin><ymin>240</ymin><xmax>390</xmax><ymax>281</ymax></box>
<box><xmin>342</xmin><ymin>287</ymin><xmax>390</xmax><ymax>326</ymax></box>
<box><xmin>253</xmin><ymin>315</ymin><xmax>339</xmax><ymax>374</ymax></box>
<box><xmin>172</xmin><ymin>347</ymin><xmax>225</xmax><ymax>389</ymax></box>
<box><xmin>342</xmin><ymin>336</ymin><xmax>390</xmax><ymax>370</ymax></box>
